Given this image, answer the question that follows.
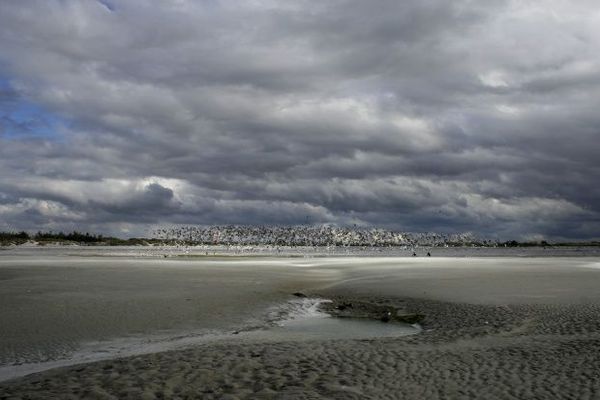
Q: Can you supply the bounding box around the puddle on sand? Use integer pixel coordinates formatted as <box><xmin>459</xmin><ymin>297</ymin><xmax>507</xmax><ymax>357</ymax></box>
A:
<box><xmin>248</xmin><ymin>297</ymin><xmax>421</xmax><ymax>341</ymax></box>
<box><xmin>271</xmin><ymin>314</ymin><xmax>419</xmax><ymax>340</ymax></box>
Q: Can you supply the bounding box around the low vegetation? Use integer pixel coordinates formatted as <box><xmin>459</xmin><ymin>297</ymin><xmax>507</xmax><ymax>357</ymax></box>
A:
<box><xmin>0</xmin><ymin>231</ymin><xmax>163</xmax><ymax>246</ymax></box>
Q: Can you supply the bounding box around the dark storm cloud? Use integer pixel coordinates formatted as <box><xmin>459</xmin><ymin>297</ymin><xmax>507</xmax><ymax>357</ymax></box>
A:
<box><xmin>0</xmin><ymin>0</ymin><xmax>599</xmax><ymax>239</ymax></box>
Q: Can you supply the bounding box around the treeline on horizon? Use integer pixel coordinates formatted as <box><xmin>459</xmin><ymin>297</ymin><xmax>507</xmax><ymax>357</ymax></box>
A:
<box><xmin>0</xmin><ymin>231</ymin><xmax>160</xmax><ymax>246</ymax></box>
<box><xmin>0</xmin><ymin>230</ymin><xmax>598</xmax><ymax>247</ymax></box>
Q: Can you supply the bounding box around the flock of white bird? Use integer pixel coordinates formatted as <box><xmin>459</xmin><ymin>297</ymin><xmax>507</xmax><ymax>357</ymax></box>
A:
<box><xmin>153</xmin><ymin>225</ymin><xmax>482</xmax><ymax>247</ymax></box>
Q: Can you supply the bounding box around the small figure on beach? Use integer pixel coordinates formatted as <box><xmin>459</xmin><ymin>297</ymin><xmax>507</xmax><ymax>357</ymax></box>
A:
<box><xmin>381</xmin><ymin>310</ymin><xmax>392</xmax><ymax>322</ymax></box>
<box><xmin>412</xmin><ymin>252</ymin><xmax>417</xmax><ymax>257</ymax></box>
<box><xmin>427</xmin><ymin>252</ymin><xmax>431</xmax><ymax>257</ymax></box>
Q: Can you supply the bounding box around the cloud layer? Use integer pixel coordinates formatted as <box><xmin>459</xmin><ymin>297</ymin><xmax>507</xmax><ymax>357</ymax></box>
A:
<box><xmin>0</xmin><ymin>0</ymin><xmax>599</xmax><ymax>239</ymax></box>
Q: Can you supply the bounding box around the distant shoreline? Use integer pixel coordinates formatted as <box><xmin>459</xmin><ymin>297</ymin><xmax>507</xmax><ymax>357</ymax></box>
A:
<box><xmin>1</xmin><ymin>243</ymin><xmax>599</xmax><ymax>258</ymax></box>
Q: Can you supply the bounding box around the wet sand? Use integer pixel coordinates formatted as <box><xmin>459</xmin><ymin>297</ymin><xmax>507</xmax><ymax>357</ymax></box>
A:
<box><xmin>0</xmin><ymin>256</ymin><xmax>338</xmax><ymax>374</ymax></box>
<box><xmin>1</xmin><ymin>253</ymin><xmax>600</xmax><ymax>399</ymax></box>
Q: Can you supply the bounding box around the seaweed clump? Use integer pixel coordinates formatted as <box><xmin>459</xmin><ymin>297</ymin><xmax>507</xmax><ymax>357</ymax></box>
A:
<box><xmin>318</xmin><ymin>299</ymin><xmax>424</xmax><ymax>324</ymax></box>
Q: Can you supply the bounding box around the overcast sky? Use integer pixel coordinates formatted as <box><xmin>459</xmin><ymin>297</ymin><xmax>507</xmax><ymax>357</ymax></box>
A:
<box><xmin>0</xmin><ymin>0</ymin><xmax>599</xmax><ymax>240</ymax></box>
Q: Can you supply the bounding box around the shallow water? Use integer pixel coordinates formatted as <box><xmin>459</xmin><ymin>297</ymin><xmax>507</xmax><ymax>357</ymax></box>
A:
<box><xmin>258</xmin><ymin>297</ymin><xmax>419</xmax><ymax>341</ymax></box>
<box><xmin>271</xmin><ymin>314</ymin><xmax>419</xmax><ymax>340</ymax></box>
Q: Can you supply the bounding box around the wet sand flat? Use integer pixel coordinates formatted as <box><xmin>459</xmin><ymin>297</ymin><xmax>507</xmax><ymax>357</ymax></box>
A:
<box><xmin>1</xmin><ymin>251</ymin><xmax>600</xmax><ymax>399</ymax></box>
<box><xmin>0</xmin><ymin>256</ymin><xmax>334</xmax><ymax>368</ymax></box>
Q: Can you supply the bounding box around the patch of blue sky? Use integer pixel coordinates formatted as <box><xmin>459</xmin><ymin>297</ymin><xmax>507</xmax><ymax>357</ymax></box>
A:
<box><xmin>0</xmin><ymin>78</ymin><xmax>69</xmax><ymax>142</ymax></box>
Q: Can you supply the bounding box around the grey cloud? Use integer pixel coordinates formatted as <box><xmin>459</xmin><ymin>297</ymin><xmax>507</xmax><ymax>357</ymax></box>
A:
<box><xmin>0</xmin><ymin>0</ymin><xmax>599</xmax><ymax>239</ymax></box>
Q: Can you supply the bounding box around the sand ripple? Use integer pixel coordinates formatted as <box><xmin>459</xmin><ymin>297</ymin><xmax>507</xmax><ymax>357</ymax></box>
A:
<box><xmin>2</xmin><ymin>297</ymin><xmax>600</xmax><ymax>399</ymax></box>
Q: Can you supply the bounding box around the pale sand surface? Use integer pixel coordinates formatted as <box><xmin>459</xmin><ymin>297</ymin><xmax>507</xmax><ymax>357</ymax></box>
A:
<box><xmin>1</xmin><ymin>253</ymin><xmax>600</xmax><ymax>399</ymax></box>
<box><xmin>0</xmin><ymin>256</ymin><xmax>338</xmax><ymax>368</ymax></box>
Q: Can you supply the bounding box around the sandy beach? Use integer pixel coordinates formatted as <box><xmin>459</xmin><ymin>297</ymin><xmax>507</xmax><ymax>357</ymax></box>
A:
<box><xmin>1</xmin><ymin>250</ymin><xmax>600</xmax><ymax>399</ymax></box>
<box><xmin>3</xmin><ymin>0</ymin><xmax>600</xmax><ymax>397</ymax></box>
